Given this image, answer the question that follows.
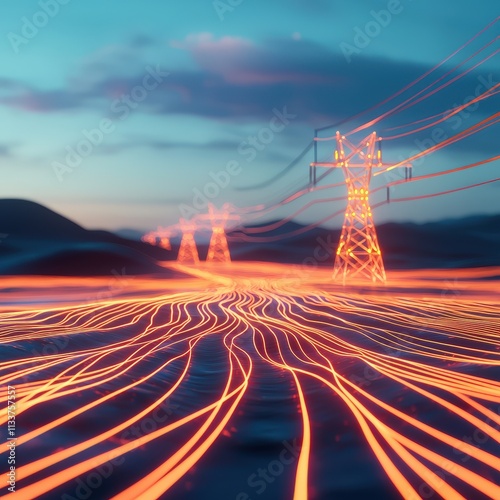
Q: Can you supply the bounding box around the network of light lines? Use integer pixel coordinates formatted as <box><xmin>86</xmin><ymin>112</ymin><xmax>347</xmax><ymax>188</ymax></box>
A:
<box><xmin>0</xmin><ymin>18</ymin><xmax>499</xmax><ymax>500</ymax></box>
<box><xmin>1</xmin><ymin>265</ymin><xmax>499</xmax><ymax>499</ymax></box>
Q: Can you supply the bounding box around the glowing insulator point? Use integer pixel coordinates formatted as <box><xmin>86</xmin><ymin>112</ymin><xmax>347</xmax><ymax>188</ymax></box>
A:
<box><xmin>159</xmin><ymin>237</ymin><xmax>171</xmax><ymax>250</ymax></box>
<box><xmin>331</xmin><ymin>131</ymin><xmax>387</xmax><ymax>285</ymax></box>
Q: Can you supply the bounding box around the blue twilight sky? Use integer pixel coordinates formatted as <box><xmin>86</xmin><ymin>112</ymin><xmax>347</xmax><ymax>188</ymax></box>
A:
<box><xmin>0</xmin><ymin>0</ymin><xmax>498</xmax><ymax>232</ymax></box>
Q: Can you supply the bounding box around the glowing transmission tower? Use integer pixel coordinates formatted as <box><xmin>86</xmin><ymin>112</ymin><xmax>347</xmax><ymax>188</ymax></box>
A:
<box><xmin>311</xmin><ymin>131</ymin><xmax>410</xmax><ymax>284</ymax></box>
<box><xmin>142</xmin><ymin>227</ymin><xmax>172</xmax><ymax>250</ymax></box>
<box><xmin>177</xmin><ymin>218</ymin><xmax>200</xmax><ymax>264</ymax></box>
<box><xmin>201</xmin><ymin>203</ymin><xmax>240</xmax><ymax>263</ymax></box>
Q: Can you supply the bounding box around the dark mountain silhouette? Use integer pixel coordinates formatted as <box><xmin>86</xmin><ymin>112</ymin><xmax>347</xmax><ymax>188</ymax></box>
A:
<box><xmin>0</xmin><ymin>199</ymin><xmax>176</xmax><ymax>276</ymax></box>
<box><xmin>225</xmin><ymin>215</ymin><xmax>500</xmax><ymax>269</ymax></box>
<box><xmin>0</xmin><ymin>199</ymin><xmax>498</xmax><ymax>274</ymax></box>
<box><xmin>114</xmin><ymin>228</ymin><xmax>145</xmax><ymax>241</ymax></box>
<box><xmin>0</xmin><ymin>199</ymin><xmax>86</xmax><ymax>239</ymax></box>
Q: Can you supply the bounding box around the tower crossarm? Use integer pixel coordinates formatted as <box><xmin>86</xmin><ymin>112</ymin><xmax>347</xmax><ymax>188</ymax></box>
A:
<box><xmin>309</xmin><ymin>130</ymin><xmax>414</xmax><ymax>284</ymax></box>
<box><xmin>195</xmin><ymin>204</ymin><xmax>239</xmax><ymax>264</ymax></box>
<box><xmin>311</xmin><ymin>162</ymin><xmax>412</xmax><ymax>168</ymax></box>
<box><xmin>194</xmin><ymin>203</ymin><xmax>241</xmax><ymax>232</ymax></box>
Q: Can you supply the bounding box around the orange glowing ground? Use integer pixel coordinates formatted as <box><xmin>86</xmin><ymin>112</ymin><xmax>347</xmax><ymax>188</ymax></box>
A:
<box><xmin>0</xmin><ymin>263</ymin><xmax>499</xmax><ymax>499</ymax></box>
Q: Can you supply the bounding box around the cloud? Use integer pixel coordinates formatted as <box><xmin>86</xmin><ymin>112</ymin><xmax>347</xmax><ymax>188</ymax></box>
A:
<box><xmin>69</xmin><ymin>40</ymin><xmax>156</xmax><ymax>92</ymax></box>
<box><xmin>0</xmin><ymin>37</ymin><xmax>162</xmax><ymax>112</ymax></box>
<box><xmin>0</xmin><ymin>144</ymin><xmax>11</xmax><ymax>158</ymax></box>
<box><xmin>171</xmin><ymin>32</ymin><xmax>253</xmax><ymax>54</ymax></box>
<box><xmin>0</xmin><ymin>78</ymin><xmax>25</xmax><ymax>90</ymax></box>
<box><xmin>94</xmin><ymin>137</ymin><xmax>245</xmax><ymax>155</ymax></box>
<box><xmin>171</xmin><ymin>33</ymin><xmax>257</xmax><ymax>82</ymax></box>
<box><xmin>0</xmin><ymin>34</ymin><xmax>497</xmax><ymax>159</ymax></box>
<box><xmin>172</xmin><ymin>33</ymin><xmax>347</xmax><ymax>86</ymax></box>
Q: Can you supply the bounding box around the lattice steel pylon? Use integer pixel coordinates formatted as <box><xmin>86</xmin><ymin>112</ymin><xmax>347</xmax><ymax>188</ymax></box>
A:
<box><xmin>207</xmin><ymin>226</ymin><xmax>230</xmax><ymax>263</ymax></box>
<box><xmin>142</xmin><ymin>227</ymin><xmax>172</xmax><ymax>250</ymax></box>
<box><xmin>201</xmin><ymin>203</ymin><xmax>239</xmax><ymax>263</ymax></box>
<box><xmin>177</xmin><ymin>218</ymin><xmax>199</xmax><ymax>264</ymax></box>
<box><xmin>311</xmin><ymin>131</ymin><xmax>411</xmax><ymax>285</ymax></box>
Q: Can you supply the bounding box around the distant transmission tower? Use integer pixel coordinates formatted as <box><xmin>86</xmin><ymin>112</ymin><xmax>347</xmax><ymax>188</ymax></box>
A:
<box><xmin>142</xmin><ymin>227</ymin><xmax>172</xmax><ymax>250</ymax></box>
<box><xmin>311</xmin><ymin>131</ymin><xmax>410</xmax><ymax>284</ymax></box>
<box><xmin>177</xmin><ymin>219</ymin><xmax>199</xmax><ymax>264</ymax></box>
<box><xmin>158</xmin><ymin>236</ymin><xmax>171</xmax><ymax>250</ymax></box>
<box><xmin>202</xmin><ymin>203</ymin><xmax>239</xmax><ymax>263</ymax></box>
